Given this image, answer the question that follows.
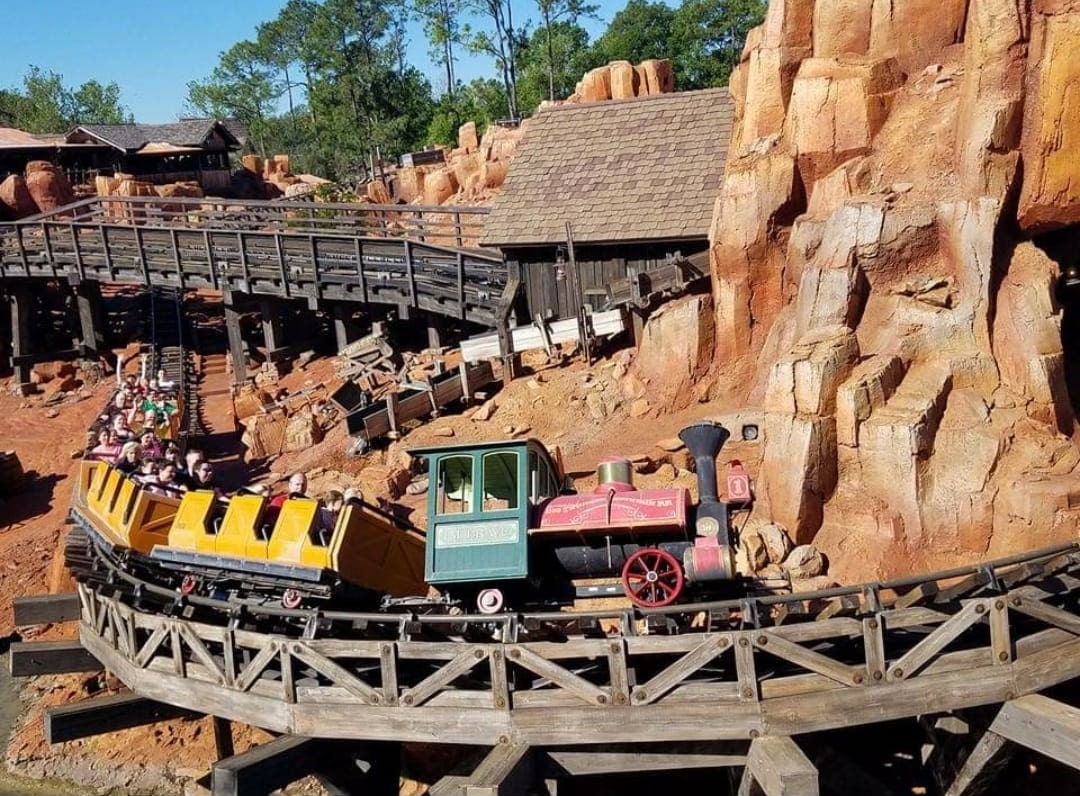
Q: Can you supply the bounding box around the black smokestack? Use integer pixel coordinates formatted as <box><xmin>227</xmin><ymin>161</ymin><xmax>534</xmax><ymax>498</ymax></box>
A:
<box><xmin>678</xmin><ymin>422</ymin><xmax>729</xmax><ymax>504</ymax></box>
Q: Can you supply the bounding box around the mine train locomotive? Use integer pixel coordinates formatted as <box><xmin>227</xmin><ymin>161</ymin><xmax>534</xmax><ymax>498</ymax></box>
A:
<box><xmin>67</xmin><ymin>421</ymin><xmax>744</xmax><ymax>613</ymax></box>
<box><xmin>413</xmin><ymin>421</ymin><xmax>741</xmax><ymax>611</ymax></box>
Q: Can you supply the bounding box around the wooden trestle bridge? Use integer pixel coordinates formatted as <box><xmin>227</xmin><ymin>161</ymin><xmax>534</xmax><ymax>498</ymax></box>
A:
<box><xmin>0</xmin><ymin>196</ymin><xmax>505</xmax><ymax>388</ymax></box>
<box><xmin>0</xmin><ymin>196</ymin><xmax>501</xmax><ymax>322</ymax></box>
<box><xmin>12</xmin><ymin>543</ymin><xmax>1080</xmax><ymax>795</ymax></box>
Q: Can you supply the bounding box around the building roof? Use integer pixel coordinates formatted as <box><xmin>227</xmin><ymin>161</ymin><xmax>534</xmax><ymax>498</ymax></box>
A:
<box><xmin>67</xmin><ymin>119</ymin><xmax>244</xmax><ymax>153</ymax></box>
<box><xmin>0</xmin><ymin>127</ymin><xmax>55</xmax><ymax>149</ymax></box>
<box><xmin>480</xmin><ymin>89</ymin><xmax>733</xmax><ymax>248</ymax></box>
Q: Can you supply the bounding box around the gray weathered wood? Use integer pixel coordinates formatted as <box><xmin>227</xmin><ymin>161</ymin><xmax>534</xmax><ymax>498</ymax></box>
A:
<box><xmin>632</xmin><ymin>635</ymin><xmax>730</xmax><ymax>704</ymax></box>
<box><xmin>887</xmin><ymin>600</ymin><xmax>983</xmax><ymax>680</ymax></box>
<box><xmin>13</xmin><ymin>593</ymin><xmax>80</xmax><ymax>626</ymax></box>
<box><xmin>944</xmin><ymin>730</ymin><xmax>1007</xmax><ymax>796</ymax></box>
<box><xmin>744</xmin><ymin>737</ymin><xmax>819</xmax><ymax>796</ymax></box>
<box><xmin>465</xmin><ymin>742</ymin><xmax>533</xmax><ymax>796</ymax></box>
<box><xmin>9</xmin><ymin>640</ymin><xmax>100</xmax><ymax>676</ymax></box>
<box><xmin>212</xmin><ymin>735</ymin><xmax>318</xmax><ymax>796</ymax></box>
<box><xmin>543</xmin><ymin>748</ymin><xmax>747</xmax><ymax>776</ymax></box>
<box><xmin>46</xmin><ymin>692</ymin><xmax>200</xmax><ymax>744</ymax></box>
<box><xmin>991</xmin><ymin>694</ymin><xmax>1080</xmax><ymax>770</ymax></box>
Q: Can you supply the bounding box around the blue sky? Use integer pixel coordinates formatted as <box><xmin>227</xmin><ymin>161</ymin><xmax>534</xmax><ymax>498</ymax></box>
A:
<box><xmin>0</xmin><ymin>0</ymin><xmax>631</xmax><ymax>124</ymax></box>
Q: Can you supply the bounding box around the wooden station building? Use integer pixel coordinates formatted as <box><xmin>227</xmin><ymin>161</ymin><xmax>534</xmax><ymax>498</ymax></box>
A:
<box><xmin>0</xmin><ymin>119</ymin><xmax>244</xmax><ymax>194</ymax></box>
<box><xmin>479</xmin><ymin>88</ymin><xmax>731</xmax><ymax>327</ymax></box>
<box><xmin>64</xmin><ymin>119</ymin><xmax>245</xmax><ymax>193</ymax></box>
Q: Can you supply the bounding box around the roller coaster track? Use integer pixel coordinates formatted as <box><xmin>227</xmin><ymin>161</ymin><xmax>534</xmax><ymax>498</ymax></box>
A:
<box><xmin>66</xmin><ymin>516</ymin><xmax>1080</xmax><ymax>746</ymax></box>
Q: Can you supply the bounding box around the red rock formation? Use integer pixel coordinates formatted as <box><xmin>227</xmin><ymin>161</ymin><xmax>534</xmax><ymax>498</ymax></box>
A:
<box><xmin>24</xmin><ymin>161</ymin><xmax>74</xmax><ymax>213</ymax></box>
<box><xmin>707</xmin><ymin>0</ymin><xmax>1080</xmax><ymax>579</ymax></box>
<box><xmin>0</xmin><ymin>174</ymin><xmax>38</xmax><ymax>219</ymax></box>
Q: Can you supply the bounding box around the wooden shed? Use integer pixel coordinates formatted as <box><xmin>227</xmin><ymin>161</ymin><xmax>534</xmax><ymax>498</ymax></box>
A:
<box><xmin>480</xmin><ymin>88</ymin><xmax>732</xmax><ymax>322</ymax></box>
<box><xmin>65</xmin><ymin>119</ymin><xmax>245</xmax><ymax>193</ymax></box>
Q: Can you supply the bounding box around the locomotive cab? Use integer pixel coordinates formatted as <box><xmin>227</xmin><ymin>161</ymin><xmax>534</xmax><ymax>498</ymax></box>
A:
<box><xmin>412</xmin><ymin>438</ymin><xmax>563</xmax><ymax>611</ymax></box>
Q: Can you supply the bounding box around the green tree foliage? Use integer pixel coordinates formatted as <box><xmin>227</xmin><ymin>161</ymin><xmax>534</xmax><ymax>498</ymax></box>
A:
<box><xmin>188</xmin><ymin>42</ymin><xmax>281</xmax><ymax>157</ymax></box>
<box><xmin>183</xmin><ymin>0</ymin><xmax>764</xmax><ymax>182</ymax></box>
<box><xmin>1</xmin><ymin>67</ymin><xmax>131</xmax><ymax>133</ymax></box>
<box><xmin>588</xmin><ymin>0</ymin><xmax>676</xmax><ymax>67</ymax></box>
<box><xmin>412</xmin><ymin>0</ymin><xmax>466</xmax><ymax>102</ymax></box>
<box><xmin>463</xmin><ymin>0</ymin><xmax>525</xmax><ymax>120</ymax></box>
<box><xmin>426</xmin><ymin>77</ymin><xmax>507</xmax><ymax>146</ymax></box>
<box><xmin>671</xmin><ymin>0</ymin><xmax>766</xmax><ymax>88</ymax></box>
<box><xmin>188</xmin><ymin>0</ymin><xmax>433</xmax><ymax>180</ymax></box>
<box><xmin>534</xmin><ymin>0</ymin><xmax>596</xmax><ymax>102</ymax></box>
<box><xmin>516</xmin><ymin>21</ymin><xmax>592</xmax><ymax>115</ymax></box>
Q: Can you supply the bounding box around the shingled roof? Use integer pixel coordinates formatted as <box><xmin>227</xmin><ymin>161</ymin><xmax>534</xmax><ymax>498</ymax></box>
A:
<box><xmin>481</xmin><ymin>88</ymin><xmax>733</xmax><ymax>248</ymax></box>
<box><xmin>67</xmin><ymin>119</ymin><xmax>243</xmax><ymax>153</ymax></box>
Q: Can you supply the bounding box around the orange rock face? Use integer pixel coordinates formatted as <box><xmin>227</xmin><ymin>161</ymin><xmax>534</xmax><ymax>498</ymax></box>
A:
<box><xmin>787</xmin><ymin>57</ymin><xmax>903</xmax><ymax>187</ymax></box>
<box><xmin>609</xmin><ymin>61</ymin><xmax>639</xmax><ymax>99</ymax></box>
<box><xmin>709</xmin><ymin>0</ymin><xmax>1080</xmax><ymax>574</ymax></box>
<box><xmin>422</xmin><ymin>168</ymin><xmax>459</xmax><ymax>205</ymax></box>
<box><xmin>1017</xmin><ymin>11</ymin><xmax>1080</xmax><ymax>232</ymax></box>
<box><xmin>457</xmin><ymin>121</ymin><xmax>479</xmax><ymax>152</ymax></box>
<box><xmin>0</xmin><ymin>174</ymin><xmax>38</xmax><ymax>219</ymax></box>
<box><xmin>24</xmin><ymin>161</ymin><xmax>74</xmax><ymax>213</ymax></box>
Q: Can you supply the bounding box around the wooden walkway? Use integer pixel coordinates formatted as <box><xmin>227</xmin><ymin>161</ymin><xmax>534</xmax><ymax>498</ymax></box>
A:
<box><xmin>0</xmin><ymin>196</ymin><xmax>503</xmax><ymax>326</ymax></box>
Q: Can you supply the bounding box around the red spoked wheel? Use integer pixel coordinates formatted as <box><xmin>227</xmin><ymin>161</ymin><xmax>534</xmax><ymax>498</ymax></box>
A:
<box><xmin>621</xmin><ymin>548</ymin><xmax>685</xmax><ymax>608</ymax></box>
<box><xmin>180</xmin><ymin>574</ymin><xmax>198</xmax><ymax>596</ymax></box>
<box><xmin>281</xmin><ymin>588</ymin><xmax>303</xmax><ymax>609</ymax></box>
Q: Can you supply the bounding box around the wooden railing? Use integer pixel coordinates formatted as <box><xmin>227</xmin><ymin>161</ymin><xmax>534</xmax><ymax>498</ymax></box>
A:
<box><xmin>0</xmin><ymin>197</ymin><xmax>503</xmax><ymax>326</ymax></box>
<box><xmin>76</xmin><ymin>546</ymin><xmax>1080</xmax><ymax>745</ymax></box>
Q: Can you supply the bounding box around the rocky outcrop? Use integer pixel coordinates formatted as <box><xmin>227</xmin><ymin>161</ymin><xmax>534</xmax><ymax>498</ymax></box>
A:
<box><xmin>393</xmin><ymin>121</ymin><xmax>524</xmax><ymax>213</ymax></box>
<box><xmin>570</xmin><ymin>59</ymin><xmax>676</xmax><ymax>103</ymax></box>
<box><xmin>630</xmin><ymin>295</ymin><xmax>715</xmax><ymax>411</ymax></box>
<box><xmin>0</xmin><ymin>174</ymin><xmax>37</xmax><ymax>219</ymax></box>
<box><xmin>707</xmin><ymin>0</ymin><xmax>1080</xmax><ymax>579</ymax></box>
<box><xmin>1017</xmin><ymin>11</ymin><xmax>1080</xmax><ymax>231</ymax></box>
<box><xmin>24</xmin><ymin>161</ymin><xmax>74</xmax><ymax>213</ymax></box>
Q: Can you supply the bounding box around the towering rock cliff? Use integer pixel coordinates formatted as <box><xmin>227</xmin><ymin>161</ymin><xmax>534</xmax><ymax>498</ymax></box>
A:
<box><xmin>710</xmin><ymin>0</ymin><xmax>1080</xmax><ymax>579</ymax></box>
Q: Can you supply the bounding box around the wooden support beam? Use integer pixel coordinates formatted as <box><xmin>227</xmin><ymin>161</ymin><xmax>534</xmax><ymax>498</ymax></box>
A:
<box><xmin>223</xmin><ymin>295</ymin><xmax>248</xmax><ymax>386</ymax></box>
<box><xmin>46</xmin><ymin>692</ymin><xmax>200</xmax><ymax>744</ymax></box>
<box><xmin>8</xmin><ymin>284</ymin><xmax>33</xmax><ymax>391</ymax></box>
<box><xmin>469</xmin><ymin>742</ymin><xmax>533</xmax><ymax>795</ymax></box>
<box><xmin>332</xmin><ymin>303</ymin><xmax>359</xmax><ymax>353</ymax></box>
<box><xmin>13</xmin><ymin>593</ymin><xmax>80</xmax><ymax>626</ymax></box>
<box><xmin>213</xmin><ymin>716</ymin><xmax>235</xmax><ymax>761</ymax></box>
<box><xmin>9</xmin><ymin>641</ymin><xmax>100</xmax><ymax>677</ymax></box>
<box><xmin>542</xmin><ymin>748</ymin><xmax>746</xmax><ymax>776</ymax></box>
<box><xmin>212</xmin><ymin>735</ymin><xmax>318</xmax><ymax>796</ymax></box>
<box><xmin>991</xmin><ymin>694</ymin><xmax>1080</xmax><ymax>770</ymax></box>
<box><xmin>460</xmin><ymin>743</ymin><xmax>534</xmax><ymax>796</ymax></box>
<box><xmin>944</xmin><ymin>730</ymin><xmax>1008</xmax><ymax>796</ymax></box>
<box><xmin>212</xmin><ymin>737</ymin><xmax>399</xmax><ymax>796</ymax></box>
<box><xmin>739</xmin><ymin>737</ymin><xmax>819</xmax><ymax>796</ymax></box>
<box><xmin>74</xmin><ymin>280</ymin><xmax>103</xmax><ymax>358</ymax></box>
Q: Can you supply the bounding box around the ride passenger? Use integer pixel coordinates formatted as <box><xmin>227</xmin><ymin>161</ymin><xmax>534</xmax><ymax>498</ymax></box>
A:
<box><xmin>156</xmin><ymin>368</ymin><xmax>177</xmax><ymax>393</ymax></box>
<box><xmin>110</xmin><ymin>413</ymin><xmax>135</xmax><ymax>441</ymax></box>
<box><xmin>139</xmin><ymin>430</ymin><xmax>163</xmax><ymax>460</ymax></box>
<box><xmin>316</xmin><ymin>489</ymin><xmax>345</xmax><ymax>544</ymax></box>
<box><xmin>132</xmin><ymin>457</ymin><xmax>159</xmax><ymax>487</ymax></box>
<box><xmin>114</xmin><ymin>442</ymin><xmax>142</xmax><ymax>475</ymax></box>
<box><xmin>191</xmin><ymin>460</ymin><xmax>225</xmax><ymax>501</ymax></box>
<box><xmin>265</xmin><ymin>472</ymin><xmax>309</xmax><ymax>527</ymax></box>
<box><xmin>147</xmin><ymin>461</ymin><xmax>185</xmax><ymax>498</ymax></box>
<box><xmin>269</xmin><ymin>472</ymin><xmax>309</xmax><ymax>509</ymax></box>
<box><xmin>88</xmin><ymin>429</ymin><xmax>122</xmax><ymax>463</ymax></box>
